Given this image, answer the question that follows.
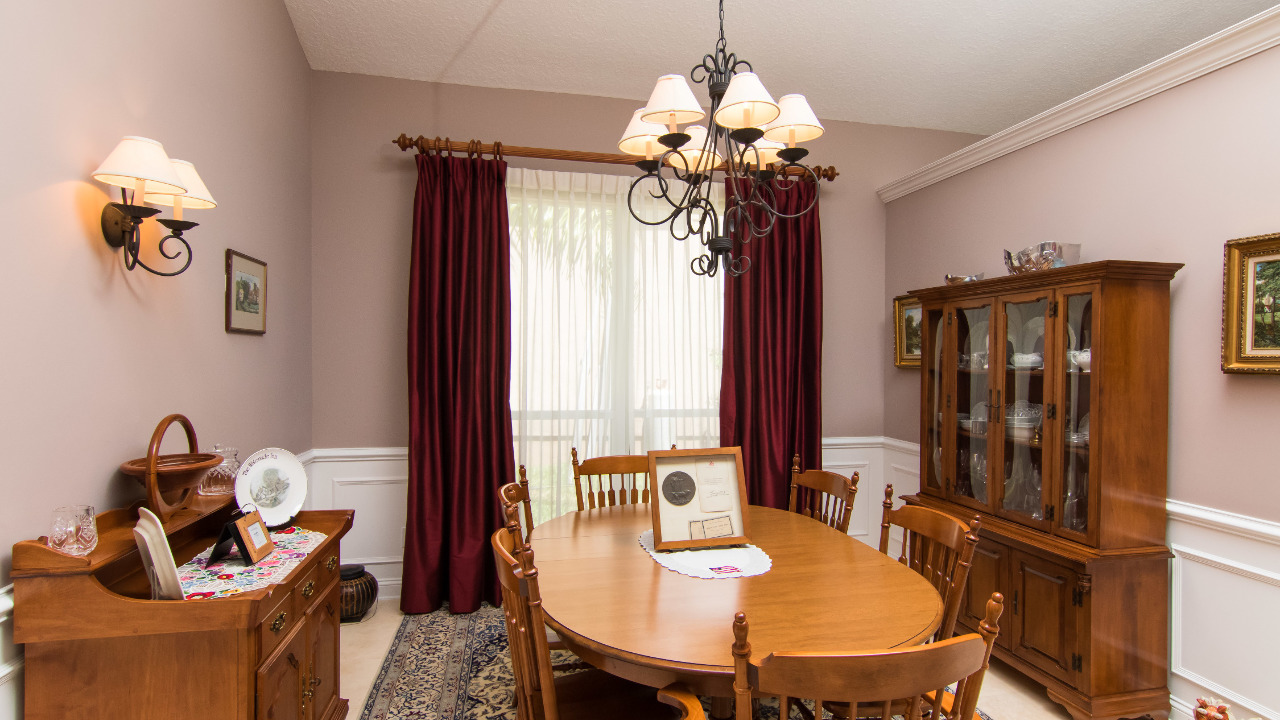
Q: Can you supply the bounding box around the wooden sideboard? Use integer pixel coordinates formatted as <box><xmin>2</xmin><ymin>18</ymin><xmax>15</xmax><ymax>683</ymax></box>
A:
<box><xmin>11</xmin><ymin>495</ymin><xmax>353</xmax><ymax>720</ymax></box>
<box><xmin>909</xmin><ymin>261</ymin><xmax>1181</xmax><ymax>720</ymax></box>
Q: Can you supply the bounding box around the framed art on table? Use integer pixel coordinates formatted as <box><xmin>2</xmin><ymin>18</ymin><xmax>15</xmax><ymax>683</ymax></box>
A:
<box><xmin>647</xmin><ymin>447</ymin><xmax>750</xmax><ymax>551</ymax></box>
<box><xmin>894</xmin><ymin>294</ymin><xmax>923</xmax><ymax>368</ymax></box>
<box><xmin>1223</xmin><ymin>232</ymin><xmax>1280</xmax><ymax>373</ymax></box>
<box><xmin>226</xmin><ymin>249</ymin><xmax>267</xmax><ymax>335</ymax></box>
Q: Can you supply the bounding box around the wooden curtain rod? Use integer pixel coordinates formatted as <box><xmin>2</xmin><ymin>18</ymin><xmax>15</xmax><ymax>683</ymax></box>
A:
<box><xmin>391</xmin><ymin>134</ymin><xmax>840</xmax><ymax>182</ymax></box>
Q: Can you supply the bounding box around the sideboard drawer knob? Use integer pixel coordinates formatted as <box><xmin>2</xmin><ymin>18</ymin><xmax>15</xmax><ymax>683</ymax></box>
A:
<box><xmin>326</xmin><ymin>555</ymin><xmax>338</xmax><ymax>571</ymax></box>
<box><xmin>302</xmin><ymin>581</ymin><xmax>316</xmax><ymax>599</ymax></box>
<box><xmin>270</xmin><ymin>611</ymin><xmax>288</xmax><ymax>633</ymax></box>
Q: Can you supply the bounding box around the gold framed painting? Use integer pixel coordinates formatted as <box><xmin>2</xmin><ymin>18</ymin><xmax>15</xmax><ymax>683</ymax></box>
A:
<box><xmin>1223</xmin><ymin>232</ymin><xmax>1280</xmax><ymax>373</ymax></box>
<box><xmin>893</xmin><ymin>294</ymin><xmax>923</xmax><ymax>368</ymax></box>
<box><xmin>647</xmin><ymin>447</ymin><xmax>750</xmax><ymax>552</ymax></box>
<box><xmin>226</xmin><ymin>249</ymin><xmax>267</xmax><ymax>335</ymax></box>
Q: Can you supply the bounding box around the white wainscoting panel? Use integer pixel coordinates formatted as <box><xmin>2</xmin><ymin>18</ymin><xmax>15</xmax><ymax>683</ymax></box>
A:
<box><xmin>0</xmin><ymin>584</ymin><xmax>22</xmax><ymax>718</ymax></box>
<box><xmin>302</xmin><ymin>448</ymin><xmax>409</xmax><ymax>600</ymax></box>
<box><xmin>821</xmin><ymin>437</ymin><xmax>920</xmax><ymax>547</ymax></box>
<box><xmin>1168</xmin><ymin>501</ymin><xmax>1280</xmax><ymax>720</ymax></box>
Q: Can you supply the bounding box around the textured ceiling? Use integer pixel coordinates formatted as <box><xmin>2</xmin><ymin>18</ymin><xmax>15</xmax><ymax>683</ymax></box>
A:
<box><xmin>283</xmin><ymin>0</ymin><xmax>1278</xmax><ymax>135</ymax></box>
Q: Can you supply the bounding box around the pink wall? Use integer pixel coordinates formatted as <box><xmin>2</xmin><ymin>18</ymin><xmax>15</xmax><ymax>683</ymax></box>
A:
<box><xmin>308</xmin><ymin>71</ymin><xmax>979</xmax><ymax>448</ymax></box>
<box><xmin>0</xmin><ymin>1</ymin><xmax>313</xmax><ymax>581</ymax></box>
<box><xmin>884</xmin><ymin>45</ymin><xmax>1280</xmax><ymax>522</ymax></box>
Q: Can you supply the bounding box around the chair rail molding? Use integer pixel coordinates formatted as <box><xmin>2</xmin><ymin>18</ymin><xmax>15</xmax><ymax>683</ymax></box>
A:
<box><xmin>875</xmin><ymin>5</ymin><xmax>1280</xmax><ymax>202</ymax></box>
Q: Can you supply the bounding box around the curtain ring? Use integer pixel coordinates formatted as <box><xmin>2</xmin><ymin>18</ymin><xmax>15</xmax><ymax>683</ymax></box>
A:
<box><xmin>493</xmin><ymin>141</ymin><xmax>504</xmax><ymax>163</ymax></box>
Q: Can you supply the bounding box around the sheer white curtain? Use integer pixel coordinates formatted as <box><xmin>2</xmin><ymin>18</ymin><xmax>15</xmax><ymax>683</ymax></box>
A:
<box><xmin>508</xmin><ymin>168</ymin><xmax>724</xmax><ymax>523</ymax></box>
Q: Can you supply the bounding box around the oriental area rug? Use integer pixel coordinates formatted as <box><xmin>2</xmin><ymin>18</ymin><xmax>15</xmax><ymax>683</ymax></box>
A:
<box><xmin>359</xmin><ymin>602</ymin><xmax>994</xmax><ymax>720</ymax></box>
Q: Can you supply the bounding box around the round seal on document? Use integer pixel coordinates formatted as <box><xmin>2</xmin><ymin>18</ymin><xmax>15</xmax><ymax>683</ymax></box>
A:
<box><xmin>661</xmin><ymin>471</ymin><xmax>696</xmax><ymax>506</ymax></box>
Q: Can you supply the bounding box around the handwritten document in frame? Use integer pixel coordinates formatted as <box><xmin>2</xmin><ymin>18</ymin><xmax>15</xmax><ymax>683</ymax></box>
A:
<box><xmin>648</xmin><ymin>447</ymin><xmax>750</xmax><ymax>551</ymax></box>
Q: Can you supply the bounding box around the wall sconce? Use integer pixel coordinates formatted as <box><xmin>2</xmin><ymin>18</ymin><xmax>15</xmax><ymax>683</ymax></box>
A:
<box><xmin>92</xmin><ymin>136</ymin><xmax>216</xmax><ymax>277</ymax></box>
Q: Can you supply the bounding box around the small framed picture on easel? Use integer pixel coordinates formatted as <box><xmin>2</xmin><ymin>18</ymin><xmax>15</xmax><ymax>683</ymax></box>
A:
<box><xmin>209</xmin><ymin>506</ymin><xmax>275</xmax><ymax>566</ymax></box>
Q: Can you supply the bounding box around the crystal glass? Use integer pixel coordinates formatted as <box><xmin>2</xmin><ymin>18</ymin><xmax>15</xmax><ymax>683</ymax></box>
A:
<box><xmin>199</xmin><ymin>444</ymin><xmax>240</xmax><ymax>496</ymax></box>
<box><xmin>49</xmin><ymin>505</ymin><xmax>98</xmax><ymax>556</ymax></box>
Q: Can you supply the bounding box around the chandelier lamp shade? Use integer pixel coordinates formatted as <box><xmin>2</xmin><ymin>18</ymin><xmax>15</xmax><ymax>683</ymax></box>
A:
<box><xmin>619</xmin><ymin>0</ymin><xmax>823</xmax><ymax>277</ymax></box>
<box><xmin>92</xmin><ymin>136</ymin><xmax>216</xmax><ymax>277</ymax></box>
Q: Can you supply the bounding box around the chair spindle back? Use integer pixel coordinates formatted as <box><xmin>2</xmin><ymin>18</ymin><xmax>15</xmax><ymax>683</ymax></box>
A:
<box><xmin>787</xmin><ymin>454</ymin><xmax>859</xmax><ymax>534</ymax></box>
<box><xmin>731</xmin><ymin>593</ymin><xmax>1004</xmax><ymax>720</ymax></box>
<box><xmin>879</xmin><ymin>484</ymin><xmax>981</xmax><ymax>640</ymax></box>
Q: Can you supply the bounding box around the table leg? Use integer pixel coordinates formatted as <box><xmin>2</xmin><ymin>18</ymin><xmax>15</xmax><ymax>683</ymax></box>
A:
<box><xmin>710</xmin><ymin>696</ymin><xmax>733</xmax><ymax>720</ymax></box>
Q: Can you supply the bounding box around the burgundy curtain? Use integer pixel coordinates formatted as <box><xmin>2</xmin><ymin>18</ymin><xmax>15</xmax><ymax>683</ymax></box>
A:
<box><xmin>720</xmin><ymin>180</ymin><xmax>823</xmax><ymax>508</ymax></box>
<box><xmin>403</xmin><ymin>152</ymin><xmax>514</xmax><ymax>614</ymax></box>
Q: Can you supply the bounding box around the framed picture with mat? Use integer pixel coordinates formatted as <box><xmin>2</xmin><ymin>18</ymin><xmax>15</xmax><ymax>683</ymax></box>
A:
<box><xmin>208</xmin><ymin>506</ymin><xmax>275</xmax><ymax>565</ymax></box>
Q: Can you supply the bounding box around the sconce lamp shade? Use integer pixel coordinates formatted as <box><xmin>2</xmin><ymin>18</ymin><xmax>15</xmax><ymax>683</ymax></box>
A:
<box><xmin>144</xmin><ymin>160</ymin><xmax>216</xmax><ymax>209</ymax></box>
<box><xmin>92</xmin><ymin>136</ymin><xmax>186</xmax><ymax>196</ymax></box>
<box><xmin>667</xmin><ymin>125</ymin><xmax>723</xmax><ymax>173</ymax></box>
<box><xmin>762</xmin><ymin>94</ymin><xmax>825</xmax><ymax>144</ymax></box>
<box><xmin>713</xmin><ymin>72</ymin><xmax>779</xmax><ymax>129</ymax></box>
<box><xmin>641</xmin><ymin>75</ymin><xmax>705</xmax><ymax>127</ymax></box>
<box><xmin>618</xmin><ymin>109</ymin><xmax>668</xmax><ymax>157</ymax></box>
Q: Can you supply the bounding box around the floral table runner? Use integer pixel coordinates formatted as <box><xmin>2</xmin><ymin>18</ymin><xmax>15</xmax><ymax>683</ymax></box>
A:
<box><xmin>178</xmin><ymin>526</ymin><xmax>328</xmax><ymax>600</ymax></box>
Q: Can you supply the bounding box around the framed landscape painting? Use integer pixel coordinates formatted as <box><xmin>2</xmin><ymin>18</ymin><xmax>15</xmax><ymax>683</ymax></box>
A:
<box><xmin>1223</xmin><ymin>232</ymin><xmax>1280</xmax><ymax>373</ymax></box>
<box><xmin>226</xmin><ymin>249</ymin><xmax>267</xmax><ymax>335</ymax></box>
<box><xmin>894</xmin><ymin>294</ymin><xmax>923</xmax><ymax>368</ymax></box>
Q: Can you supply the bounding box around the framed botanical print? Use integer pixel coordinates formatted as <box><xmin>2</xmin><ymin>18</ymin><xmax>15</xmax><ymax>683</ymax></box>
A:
<box><xmin>894</xmin><ymin>294</ymin><xmax>923</xmax><ymax>368</ymax></box>
<box><xmin>226</xmin><ymin>249</ymin><xmax>267</xmax><ymax>335</ymax></box>
<box><xmin>1222</xmin><ymin>232</ymin><xmax>1280</xmax><ymax>373</ymax></box>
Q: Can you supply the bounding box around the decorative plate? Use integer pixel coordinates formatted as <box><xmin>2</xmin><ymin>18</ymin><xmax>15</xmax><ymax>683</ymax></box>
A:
<box><xmin>235</xmin><ymin>448</ymin><xmax>308</xmax><ymax>527</ymax></box>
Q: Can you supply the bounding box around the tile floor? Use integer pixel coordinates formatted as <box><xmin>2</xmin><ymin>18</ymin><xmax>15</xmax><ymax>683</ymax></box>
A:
<box><xmin>339</xmin><ymin>600</ymin><xmax>1072</xmax><ymax>720</ymax></box>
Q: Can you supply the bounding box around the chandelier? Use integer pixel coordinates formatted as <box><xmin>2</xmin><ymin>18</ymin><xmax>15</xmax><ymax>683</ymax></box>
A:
<box><xmin>618</xmin><ymin>0</ymin><xmax>824</xmax><ymax>278</ymax></box>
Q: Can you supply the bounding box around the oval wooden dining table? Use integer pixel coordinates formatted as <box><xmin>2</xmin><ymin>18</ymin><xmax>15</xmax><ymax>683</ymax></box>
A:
<box><xmin>530</xmin><ymin>503</ymin><xmax>944</xmax><ymax>699</ymax></box>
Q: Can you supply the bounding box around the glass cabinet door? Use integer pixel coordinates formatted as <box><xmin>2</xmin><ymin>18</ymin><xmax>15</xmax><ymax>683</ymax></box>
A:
<box><xmin>996</xmin><ymin>294</ymin><xmax>1051</xmax><ymax>527</ymax></box>
<box><xmin>1058</xmin><ymin>289</ymin><xmax>1094</xmax><ymax>537</ymax></box>
<box><xmin>950</xmin><ymin>303</ymin><xmax>992</xmax><ymax>509</ymax></box>
<box><xmin>923</xmin><ymin>307</ymin><xmax>946</xmax><ymax>494</ymax></box>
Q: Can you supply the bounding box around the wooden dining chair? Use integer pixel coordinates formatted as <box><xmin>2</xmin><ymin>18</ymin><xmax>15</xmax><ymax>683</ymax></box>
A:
<box><xmin>501</xmin><ymin>465</ymin><xmax>536</xmax><ymax>543</ymax></box>
<box><xmin>879</xmin><ymin>484</ymin><xmax>981</xmax><ymax>641</ymax></box>
<box><xmin>570</xmin><ymin>445</ymin><xmax>675</xmax><ymax>511</ymax></box>
<box><xmin>491</xmin><ymin>503</ymin><xmax>704</xmax><ymax>720</ymax></box>
<box><xmin>663</xmin><ymin>593</ymin><xmax>1002</xmax><ymax>720</ymax></box>
<box><xmin>787</xmin><ymin>454</ymin><xmax>859</xmax><ymax>534</ymax></box>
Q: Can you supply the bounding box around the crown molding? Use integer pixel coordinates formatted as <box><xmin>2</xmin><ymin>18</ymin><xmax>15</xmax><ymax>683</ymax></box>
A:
<box><xmin>876</xmin><ymin>6</ymin><xmax>1280</xmax><ymax>202</ymax></box>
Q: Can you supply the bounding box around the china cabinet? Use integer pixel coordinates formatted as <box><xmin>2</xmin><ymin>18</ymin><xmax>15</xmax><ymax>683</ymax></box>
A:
<box><xmin>909</xmin><ymin>260</ymin><xmax>1181</xmax><ymax>720</ymax></box>
<box><xmin>12</xmin><ymin>495</ymin><xmax>352</xmax><ymax>720</ymax></box>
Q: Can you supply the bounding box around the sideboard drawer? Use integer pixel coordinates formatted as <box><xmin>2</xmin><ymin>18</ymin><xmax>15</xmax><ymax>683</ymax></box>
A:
<box><xmin>259</xmin><ymin>588</ymin><xmax>297</xmax><ymax>658</ymax></box>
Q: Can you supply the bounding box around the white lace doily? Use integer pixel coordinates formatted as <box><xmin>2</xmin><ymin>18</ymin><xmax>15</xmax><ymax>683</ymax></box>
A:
<box><xmin>638</xmin><ymin>530</ymin><xmax>772</xmax><ymax>579</ymax></box>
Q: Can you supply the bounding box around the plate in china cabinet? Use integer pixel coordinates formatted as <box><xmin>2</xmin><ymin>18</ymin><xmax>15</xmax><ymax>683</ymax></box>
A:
<box><xmin>235</xmin><ymin>448</ymin><xmax>308</xmax><ymax>527</ymax></box>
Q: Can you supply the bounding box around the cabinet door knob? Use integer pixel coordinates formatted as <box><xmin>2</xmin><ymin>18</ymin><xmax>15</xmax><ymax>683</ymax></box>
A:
<box><xmin>302</xmin><ymin>580</ymin><xmax>316</xmax><ymax>598</ymax></box>
<box><xmin>326</xmin><ymin>555</ymin><xmax>338</xmax><ymax>571</ymax></box>
<box><xmin>270</xmin><ymin>611</ymin><xmax>288</xmax><ymax>633</ymax></box>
